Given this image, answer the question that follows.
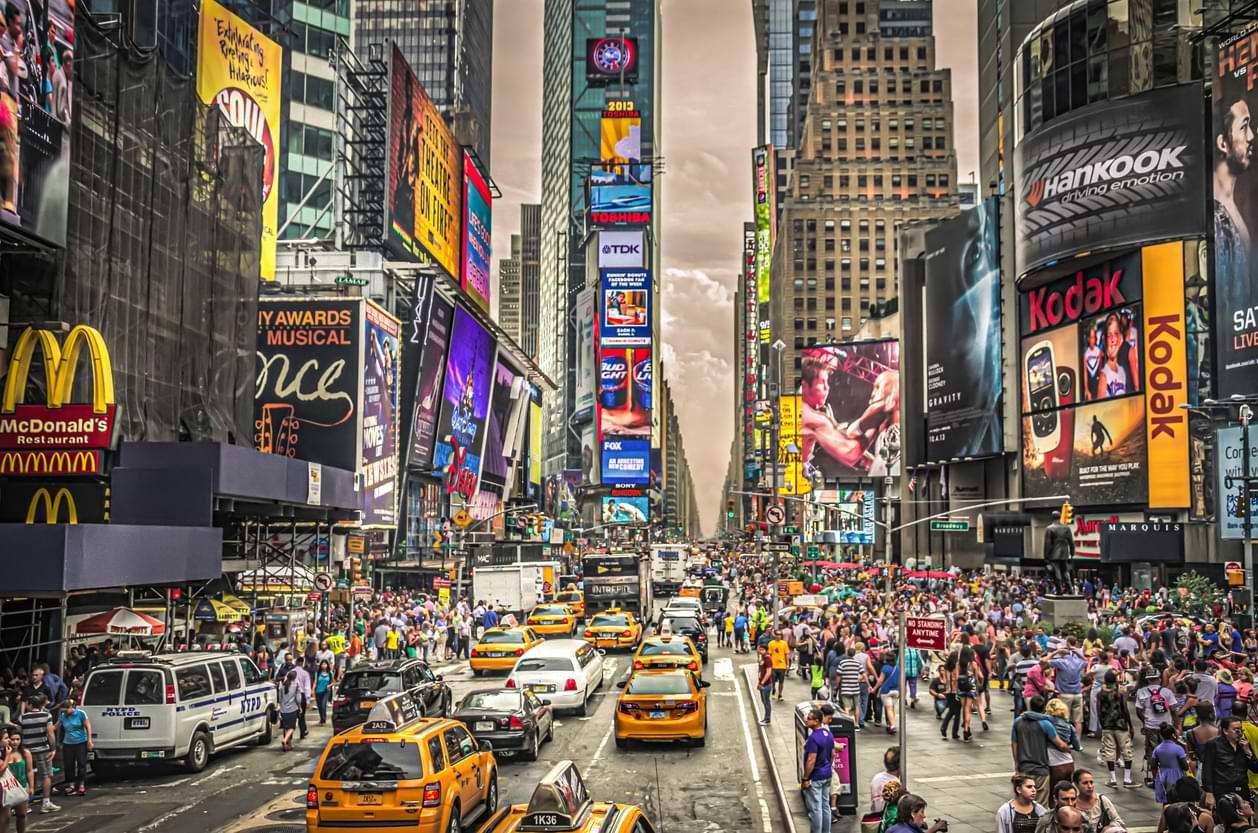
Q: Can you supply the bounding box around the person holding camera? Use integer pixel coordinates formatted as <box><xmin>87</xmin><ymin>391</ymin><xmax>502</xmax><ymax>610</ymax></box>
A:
<box><xmin>884</xmin><ymin>793</ymin><xmax>949</xmax><ymax>833</ymax></box>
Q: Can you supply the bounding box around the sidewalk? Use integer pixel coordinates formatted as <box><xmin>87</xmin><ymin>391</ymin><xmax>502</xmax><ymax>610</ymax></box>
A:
<box><xmin>742</xmin><ymin>664</ymin><xmax>1166</xmax><ymax>833</ymax></box>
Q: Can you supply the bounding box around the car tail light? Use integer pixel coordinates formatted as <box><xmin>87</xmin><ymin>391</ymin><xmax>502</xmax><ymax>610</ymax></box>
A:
<box><xmin>332</xmin><ymin>696</ymin><xmax>348</xmax><ymax>708</ymax></box>
<box><xmin>696</xmin><ymin>632</ymin><xmax>707</xmax><ymax>642</ymax></box>
<box><xmin>564</xmin><ymin>678</ymin><xmax>578</xmax><ymax>692</ymax></box>
<box><xmin>510</xmin><ymin>714</ymin><xmax>525</xmax><ymax>730</ymax></box>
<box><xmin>471</xmin><ymin>648</ymin><xmax>479</xmax><ymax>657</ymax></box>
<box><xmin>633</xmin><ymin>660</ymin><xmax>644</xmax><ymax>669</ymax></box>
<box><xmin>306</xmin><ymin>784</ymin><xmax>318</xmax><ymax>809</ymax></box>
<box><xmin>506</xmin><ymin>677</ymin><xmax>517</xmax><ymax>688</ymax></box>
<box><xmin>676</xmin><ymin>701</ymin><xmax>699</xmax><ymax>713</ymax></box>
<box><xmin>165</xmin><ymin>684</ymin><xmax>176</xmax><ymax>705</ymax></box>
<box><xmin>515</xmin><ymin>648</ymin><xmax>525</xmax><ymax>656</ymax></box>
<box><xmin>422</xmin><ymin>783</ymin><xmax>441</xmax><ymax>808</ymax></box>
<box><xmin>687</xmin><ymin>661</ymin><xmax>699</xmax><ymax>671</ymax></box>
<box><xmin>619</xmin><ymin>702</ymin><xmax>640</xmax><ymax>713</ymax></box>
<box><xmin>621</xmin><ymin>630</ymin><xmax>632</xmax><ymax>637</ymax></box>
<box><xmin>583</xmin><ymin>628</ymin><xmax>592</xmax><ymax>637</ymax></box>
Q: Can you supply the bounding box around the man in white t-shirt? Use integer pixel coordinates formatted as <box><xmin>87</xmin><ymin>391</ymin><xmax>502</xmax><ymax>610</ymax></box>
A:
<box><xmin>1134</xmin><ymin>673</ymin><xmax>1175</xmax><ymax>784</ymax></box>
<box><xmin>869</xmin><ymin>747</ymin><xmax>902</xmax><ymax>813</ymax></box>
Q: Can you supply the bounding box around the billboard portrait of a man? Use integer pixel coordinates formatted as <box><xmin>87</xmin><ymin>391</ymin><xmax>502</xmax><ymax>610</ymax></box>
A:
<box><xmin>798</xmin><ymin>342</ymin><xmax>901</xmax><ymax>480</ymax></box>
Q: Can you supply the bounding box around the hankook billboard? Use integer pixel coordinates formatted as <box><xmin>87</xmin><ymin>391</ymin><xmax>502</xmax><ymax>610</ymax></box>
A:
<box><xmin>1013</xmin><ymin>83</ymin><xmax>1206</xmax><ymax>277</ymax></box>
<box><xmin>923</xmin><ymin>198</ymin><xmax>1003</xmax><ymax>462</ymax></box>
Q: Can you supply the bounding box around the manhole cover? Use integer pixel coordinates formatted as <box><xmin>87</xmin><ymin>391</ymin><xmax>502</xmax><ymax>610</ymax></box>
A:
<box><xmin>266</xmin><ymin>807</ymin><xmax>306</xmax><ymax>822</ymax></box>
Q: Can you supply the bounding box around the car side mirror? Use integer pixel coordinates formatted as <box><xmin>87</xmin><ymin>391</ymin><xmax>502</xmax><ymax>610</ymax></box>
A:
<box><xmin>435</xmin><ymin>674</ymin><xmax>444</xmax><ymax>681</ymax></box>
<box><xmin>700</xmin><ymin>680</ymin><xmax>712</xmax><ymax>688</ymax></box>
<box><xmin>616</xmin><ymin>679</ymin><xmax>627</xmax><ymax>689</ymax></box>
<box><xmin>479</xmin><ymin>740</ymin><xmax>493</xmax><ymax>753</ymax></box>
<box><xmin>597</xmin><ymin>649</ymin><xmax>607</xmax><ymax>656</ymax></box>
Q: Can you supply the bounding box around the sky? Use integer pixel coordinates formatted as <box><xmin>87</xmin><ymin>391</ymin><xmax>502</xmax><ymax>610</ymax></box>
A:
<box><xmin>490</xmin><ymin>0</ymin><xmax>979</xmax><ymax>537</ymax></box>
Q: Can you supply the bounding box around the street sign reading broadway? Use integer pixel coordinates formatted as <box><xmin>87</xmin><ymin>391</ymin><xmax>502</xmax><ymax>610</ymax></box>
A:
<box><xmin>1013</xmin><ymin>82</ymin><xmax>1206</xmax><ymax>276</ymax></box>
<box><xmin>905</xmin><ymin>617</ymin><xmax>947</xmax><ymax>652</ymax></box>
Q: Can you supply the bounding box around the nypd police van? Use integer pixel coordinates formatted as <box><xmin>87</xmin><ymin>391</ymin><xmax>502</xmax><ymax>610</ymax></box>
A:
<box><xmin>81</xmin><ymin>651</ymin><xmax>277</xmax><ymax>773</ymax></box>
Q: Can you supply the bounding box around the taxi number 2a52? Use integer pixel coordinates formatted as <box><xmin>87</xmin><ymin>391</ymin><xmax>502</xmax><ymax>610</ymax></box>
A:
<box><xmin>238</xmin><ymin>694</ymin><xmax>264</xmax><ymax>714</ymax></box>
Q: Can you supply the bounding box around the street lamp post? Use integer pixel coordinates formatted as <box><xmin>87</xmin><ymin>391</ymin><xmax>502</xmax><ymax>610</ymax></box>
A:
<box><xmin>770</xmin><ymin>339</ymin><xmax>786</xmax><ymax>622</ymax></box>
<box><xmin>1243</xmin><ymin>404</ymin><xmax>1254</xmax><ymax>596</ymax></box>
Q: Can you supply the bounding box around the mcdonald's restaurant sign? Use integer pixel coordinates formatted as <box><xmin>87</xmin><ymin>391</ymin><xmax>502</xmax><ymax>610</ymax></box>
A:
<box><xmin>0</xmin><ymin>482</ymin><xmax>109</xmax><ymax>524</ymax></box>
<box><xmin>0</xmin><ymin>325</ymin><xmax>118</xmax><ymax>477</ymax></box>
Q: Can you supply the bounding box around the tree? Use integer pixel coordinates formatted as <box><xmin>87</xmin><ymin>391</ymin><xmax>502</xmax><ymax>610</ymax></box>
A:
<box><xmin>1175</xmin><ymin>571</ymin><xmax>1222</xmax><ymax>618</ymax></box>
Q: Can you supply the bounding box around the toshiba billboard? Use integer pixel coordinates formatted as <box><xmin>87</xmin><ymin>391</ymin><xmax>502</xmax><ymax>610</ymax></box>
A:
<box><xmin>1013</xmin><ymin>83</ymin><xmax>1206</xmax><ymax>277</ymax></box>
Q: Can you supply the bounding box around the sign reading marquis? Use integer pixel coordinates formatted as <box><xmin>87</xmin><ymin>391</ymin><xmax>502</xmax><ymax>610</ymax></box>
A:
<box><xmin>0</xmin><ymin>325</ymin><xmax>119</xmax><ymax>476</ymax></box>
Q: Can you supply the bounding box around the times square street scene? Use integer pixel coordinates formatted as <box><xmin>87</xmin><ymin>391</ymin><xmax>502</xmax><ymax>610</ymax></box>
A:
<box><xmin>12</xmin><ymin>1</ymin><xmax>1258</xmax><ymax>833</ymax></box>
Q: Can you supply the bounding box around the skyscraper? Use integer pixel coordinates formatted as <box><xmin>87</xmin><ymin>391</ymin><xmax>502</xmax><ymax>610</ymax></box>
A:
<box><xmin>768</xmin><ymin>0</ymin><xmax>959</xmax><ymax>387</ymax></box>
<box><xmin>519</xmin><ymin>203</ymin><xmax>543</xmax><ymax>359</ymax></box>
<box><xmin>498</xmin><ymin>236</ymin><xmax>523</xmax><ymax>344</ymax></box>
<box><xmin>752</xmin><ymin>0</ymin><xmax>816</xmax><ymax>211</ymax></box>
<box><xmin>538</xmin><ymin>0</ymin><xmax>661</xmax><ymax>477</ymax></box>
<box><xmin>354</xmin><ymin>0</ymin><xmax>494</xmax><ymax>166</ymax></box>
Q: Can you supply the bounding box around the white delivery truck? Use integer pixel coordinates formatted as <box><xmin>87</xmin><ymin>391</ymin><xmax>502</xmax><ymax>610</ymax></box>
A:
<box><xmin>649</xmin><ymin>544</ymin><xmax>687</xmax><ymax>595</ymax></box>
<box><xmin>472</xmin><ymin>561</ymin><xmax>560</xmax><ymax>619</ymax></box>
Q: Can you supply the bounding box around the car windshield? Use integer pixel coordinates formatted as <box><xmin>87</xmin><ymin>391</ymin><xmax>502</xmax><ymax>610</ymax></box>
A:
<box><xmin>319</xmin><ymin>740</ymin><xmax>424</xmax><ymax>781</ymax></box>
<box><xmin>556</xmin><ymin>593</ymin><xmax>580</xmax><ymax>602</ymax></box>
<box><xmin>532</xmin><ymin>606</ymin><xmax>569</xmax><ymax>616</ymax></box>
<box><xmin>640</xmin><ymin>641</ymin><xmax>691</xmax><ymax>656</ymax></box>
<box><xmin>626</xmin><ymin>674</ymin><xmax>692</xmax><ymax>696</ymax></box>
<box><xmin>664</xmin><ymin>618</ymin><xmax>701</xmax><ymax>632</ymax></box>
<box><xmin>592</xmin><ymin>615</ymin><xmax>629</xmax><ymax>627</ymax></box>
<box><xmin>516</xmin><ymin>658</ymin><xmax>575</xmax><ymax>673</ymax></box>
<box><xmin>479</xmin><ymin>631</ymin><xmax>523</xmax><ymax>644</ymax></box>
<box><xmin>460</xmin><ymin>691</ymin><xmax>522</xmax><ymax>711</ymax></box>
<box><xmin>340</xmin><ymin>672</ymin><xmax>402</xmax><ymax>694</ymax></box>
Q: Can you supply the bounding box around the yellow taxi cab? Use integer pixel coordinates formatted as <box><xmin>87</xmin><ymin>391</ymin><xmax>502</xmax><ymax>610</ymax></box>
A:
<box><xmin>470</xmin><ymin>627</ymin><xmax>544</xmax><ymax>675</ymax></box>
<box><xmin>581</xmin><ymin>609</ymin><xmax>642</xmax><ymax>651</ymax></box>
<box><xmin>480</xmin><ymin>760</ymin><xmax>661</xmax><ymax>833</ymax></box>
<box><xmin>526</xmin><ymin>604</ymin><xmax>578</xmax><ymax>638</ymax></box>
<box><xmin>678</xmin><ymin>581</ymin><xmax>701</xmax><ymax>599</ymax></box>
<box><xmin>631</xmin><ymin>635</ymin><xmax>702</xmax><ymax>674</ymax></box>
<box><xmin>554</xmin><ymin>589</ymin><xmax>584</xmax><ymax>619</ymax></box>
<box><xmin>613</xmin><ymin>667</ymin><xmax>710</xmax><ymax>749</ymax></box>
<box><xmin>306</xmin><ymin>692</ymin><xmax>499</xmax><ymax>833</ymax></box>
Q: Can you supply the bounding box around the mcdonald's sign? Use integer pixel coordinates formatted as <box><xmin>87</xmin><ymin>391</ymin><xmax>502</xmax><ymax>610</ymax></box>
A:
<box><xmin>0</xmin><ymin>326</ymin><xmax>118</xmax><ymax>465</ymax></box>
<box><xmin>25</xmin><ymin>488</ymin><xmax>78</xmax><ymax>524</ymax></box>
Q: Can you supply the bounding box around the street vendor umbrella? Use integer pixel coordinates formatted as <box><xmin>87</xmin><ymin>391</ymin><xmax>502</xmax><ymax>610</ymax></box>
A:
<box><xmin>75</xmin><ymin>607</ymin><xmax>167</xmax><ymax>636</ymax></box>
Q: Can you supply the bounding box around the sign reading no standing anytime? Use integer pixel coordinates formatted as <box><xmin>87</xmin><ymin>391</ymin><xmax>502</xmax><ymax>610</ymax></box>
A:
<box><xmin>905</xmin><ymin>617</ymin><xmax>947</xmax><ymax>652</ymax></box>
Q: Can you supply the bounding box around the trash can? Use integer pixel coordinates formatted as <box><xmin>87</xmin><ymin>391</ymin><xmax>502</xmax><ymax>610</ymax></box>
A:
<box><xmin>793</xmin><ymin>700</ymin><xmax>859</xmax><ymax>815</ymax></box>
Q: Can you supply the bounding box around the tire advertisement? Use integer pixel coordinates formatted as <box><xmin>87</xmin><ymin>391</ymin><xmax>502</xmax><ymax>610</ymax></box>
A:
<box><xmin>923</xmin><ymin>198</ymin><xmax>1003</xmax><ymax>462</ymax></box>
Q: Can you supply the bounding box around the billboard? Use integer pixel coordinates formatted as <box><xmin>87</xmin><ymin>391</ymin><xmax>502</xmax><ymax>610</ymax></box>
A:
<box><xmin>432</xmin><ymin>306</ymin><xmax>497</xmax><ymax>501</ymax></box>
<box><xmin>817</xmin><ymin>488</ymin><xmax>876</xmax><ymax>545</ymax></box>
<box><xmin>1216</xmin><ymin>425</ymin><xmax>1258</xmax><ymax>540</ymax></box>
<box><xmin>600</xmin><ymin>269</ymin><xmax>651</xmax><ymax>346</ymax></box>
<box><xmin>1018</xmin><ymin>245</ymin><xmax>1190</xmax><ymax>507</ymax></box>
<box><xmin>601</xmin><ymin>495</ymin><xmax>649</xmax><ymax>524</ymax></box>
<box><xmin>198</xmin><ymin>0</ymin><xmax>282</xmax><ymax>279</ymax></box>
<box><xmin>408</xmin><ymin>295</ymin><xmax>453</xmax><ymax>469</ymax></box>
<box><xmin>480</xmin><ymin>359</ymin><xmax>519</xmax><ymax>487</ymax></box>
<box><xmin>601</xmin><ymin>115</ymin><xmax>641</xmax><ymax>166</ymax></box>
<box><xmin>598</xmin><ymin>230</ymin><xmax>645</xmax><ymax>268</ymax></box>
<box><xmin>778</xmin><ymin>394</ymin><xmax>812</xmax><ymax>496</ymax></box>
<box><xmin>924</xmin><ymin>198</ymin><xmax>1003</xmax><ymax>462</ymax></box>
<box><xmin>387</xmin><ymin>44</ymin><xmax>462</xmax><ymax>277</ymax></box>
<box><xmin>597</xmin><ymin>345</ymin><xmax>651</xmax><ymax>438</ymax></box>
<box><xmin>601</xmin><ymin>437</ymin><xmax>650</xmax><ymax>485</ymax></box>
<box><xmin>461</xmin><ymin>153</ymin><xmax>493</xmax><ymax>313</ymax></box>
<box><xmin>753</xmin><ymin>147</ymin><xmax>776</xmax><ymax>305</ymax></box>
<box><xmin>361</xmin><ymin>302</ymin><xmax>401</xmax><ymax>527</ymax></box>
<box><xmin>1014</xmin><ymin>82</ymin><xmax>1206</xmax><ymax>277</ymax></box>
<box><xmin>255</xmin><ymin>299</ymin><xmax>361</xmax><ymax>473</ymax></box>
<box><xmin>574</xmin><ymin>287</ymin><xmax>597</xmax><ymax>418</ymax></box>
<box><xmin>589</xmin><ymin>164</ymin><xmax>652</xmax><ymax>226</ymax></box>
<box><xmin>1214</xmin><ymin>31</ymin><xmax>1258</xmax><ymax>396</ymax></box>
<box><xmin>586</xmin><ymin>37</ymin><xmax>639</xmax><ymax>84</ymax></box>
<box><xmin>798</xmin><ymin>341</ymin><xmax>900</xmax><ymax>479</ymax></box>
<box><xmin>529</xmin><ymin>397</ymin><xmax>543</xmax><ymax>492</ymax></box>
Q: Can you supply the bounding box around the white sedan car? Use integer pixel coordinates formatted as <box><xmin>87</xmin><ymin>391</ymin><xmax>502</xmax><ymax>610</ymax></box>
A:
<box><xmin>506</xmin><ymin>639</ymin><xmax>607</xmax><ymax>716</ymax></box>
<box><xmin>659</xmin><ymin>597</ymin><xmax>706</xmax><ymax>626</ymax></box>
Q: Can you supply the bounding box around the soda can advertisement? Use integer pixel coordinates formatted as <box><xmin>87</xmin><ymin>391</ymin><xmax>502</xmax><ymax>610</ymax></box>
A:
<box><xmin>597</xmin><ymin>346</ymin><xmax>651</xmax><ymax>439</ymax></box>
<box><xmin>600</xmin><ymin>268</ymin><xmax>651</xmax><ymax>346</ymax></box>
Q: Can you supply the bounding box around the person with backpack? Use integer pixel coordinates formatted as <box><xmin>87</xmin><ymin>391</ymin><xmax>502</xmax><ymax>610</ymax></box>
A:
<box><xmin>1137</xmin><ymin>668</ymin><xmax>1178</xmax><ymax>787</ymax></box>
<box><xmin>1096</xmin><ymin>670</ymin><xmax>1137</xmax><ymax>788</ymax></box>
<box><xmin>1072</xmin><ymin>769</ymin><xmax>1123</xmax><ymax>833</ymax></box>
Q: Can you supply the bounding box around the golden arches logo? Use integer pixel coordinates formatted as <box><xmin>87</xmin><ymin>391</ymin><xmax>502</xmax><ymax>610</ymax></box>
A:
<box><xmin>25</xmin><ymin>488</ymin><xmax>78</xmax><ymax>524</ymax></box>
<box><xmin>1</xmin><ymin>325</ymin><xmax>115</xmax><ymax>414</ymax></box>
<box><xmin>0</xmin><ymin>450</ymin><xmax>100</xmax><ymax>475</ymax></box>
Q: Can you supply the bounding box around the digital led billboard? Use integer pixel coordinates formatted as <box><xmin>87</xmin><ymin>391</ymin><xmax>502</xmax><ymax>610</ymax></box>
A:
<box><xmin>798</xmin><ymin>341</ymin><xmax>900</xmax><ymax>479</ymax></box>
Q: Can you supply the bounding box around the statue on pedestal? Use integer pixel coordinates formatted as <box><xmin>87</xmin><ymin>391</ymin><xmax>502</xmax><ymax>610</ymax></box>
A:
<box><xmin>1043</xmin><ymin>507</ymin><xmax>1075</xmax><ymax>595</ymax></box>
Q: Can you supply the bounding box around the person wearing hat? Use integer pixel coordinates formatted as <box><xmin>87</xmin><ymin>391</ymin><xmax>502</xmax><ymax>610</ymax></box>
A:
<box><xmin>1218</xmin><ymin>669</ymin><xmax>1240</xmax><ymax>720</ymax></box>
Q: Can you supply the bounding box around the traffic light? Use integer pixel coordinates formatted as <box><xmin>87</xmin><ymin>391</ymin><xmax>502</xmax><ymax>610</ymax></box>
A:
<box><xmin>1060</xmin><ymin>502</ymin><xmax>1073</xmax><ymax>525</ymax></box>
<box><xmin>350</xmin><ymin>556</ymin><xmax>363</xmax><ymax>582</ymax></box>
<box><xmin>726</xmin><ymin>499</ymin><xmax>735</xmax><ymax>520</ymax></box>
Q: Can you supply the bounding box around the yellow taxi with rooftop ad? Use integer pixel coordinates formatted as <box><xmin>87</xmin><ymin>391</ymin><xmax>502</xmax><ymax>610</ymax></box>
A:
<box><xmin>630</xmin><ymin>635</ymin><xmax>702</xmax><ymax>674</ymax></box>
<box><xmin>306</xmin><ymin>692</ymin><xmax>499</xmax><ymax>833</ymax></box>
<box><xmin>470</xmin><ymin>627</ymin><xmax>545</xmax><ymax>676</ymax></box>
<box><xmin>479</xmin><ymin>760</ymin><xmax>660</xmax><ymax>833</ymax></box>
<box><xmin>580</xmin><ymin>608</ymin><xmax>642</xmax><ymax>651</ymax></box>
<box><xmin>613</xmin><ymin>667</ymin><xmax>710</xmax><ymax>749</ymax></box>
<box><xmin>525</xmin><ymin>604</ymin><xmax>579</xmax><ymax>638</ymax></box>
<box><xmin>553</xmin><ymin>588</ymin><xmax>584</xmax><ymax>619</ymax></box>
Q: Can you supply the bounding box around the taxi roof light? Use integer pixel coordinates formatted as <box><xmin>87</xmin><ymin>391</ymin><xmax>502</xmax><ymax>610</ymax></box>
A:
<box><xmin>519</xmin><ymin>760</ymin><xmax>594</xmax><ymax>832</ymax></box>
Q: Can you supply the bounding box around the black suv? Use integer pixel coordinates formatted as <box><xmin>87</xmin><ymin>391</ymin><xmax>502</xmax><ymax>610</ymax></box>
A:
<box><xmin>331</xmin><ymin>659</ymin><xmax>452</xmax><ymax>732</ymax></box>
<box><xmin>658</xmin><ymin>615</ymin><xmax>709</xmax><ymax>663</ymax></box>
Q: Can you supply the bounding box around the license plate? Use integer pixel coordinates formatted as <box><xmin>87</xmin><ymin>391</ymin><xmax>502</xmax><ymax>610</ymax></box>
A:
<box><xmin>484</xmin><ymin>652</ymin><xmax>504</xmax><ymax>658</ymax></box>
<box><xmin>140</xmin><ymin>751</ymin><xmax>164</xmax><ymax>759</ymax></box>
<box><xmin>475</xmin><ymin>721</ymin><xmax>495</xmax><ymax>732</ymax></box>
<box><xmin>531</xmin><ymin>685</ymin><xmax>555</xmax><ymax>693</ymax></box>
<box><xmin>359</xmin><ymin>701</ymin><xmax>376</xmax><ymax>711</ymax></box>
<box><xmin>357</xmin><ymin>793</ymin><xmax>383</xmax><ymax>806</ymax></box>
<box><xmin>650</xmin><ymin>711</ymin><xmax>666</xmax><ymax>720</ymax></box>
<box><xmin>125</xmin><ymin>717</ymin><xmax>150</xmax><ymax>730</ymax></box>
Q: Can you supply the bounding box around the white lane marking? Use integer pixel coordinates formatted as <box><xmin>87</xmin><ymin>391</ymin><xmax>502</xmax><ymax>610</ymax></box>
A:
<box><xmin>191</xmin><ymin>763</ymin><xmax>242</xmax><ymax>786</ymax></box>
<box><xmin>713</xmin><ymin>657</ymin><xmax>735</xmax><ymax>682</ymax></box>
<box><xmin>915</xmin><ymin>771</ymin><xmax>1013</xmax><ymax>784</ymax></box>
<box><xmin>149</xmin><ymin>777</ymin><xmax>191</xmax><ymax>789</ymax></box>
<box><xmin>734</xmin><ymin>662</ymin><xmax>773</xmax><ymax>833</ymax></box>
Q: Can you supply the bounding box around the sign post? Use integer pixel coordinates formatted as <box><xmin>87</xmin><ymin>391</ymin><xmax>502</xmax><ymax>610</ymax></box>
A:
<box><xmin>898</xmin><ymin>611</ymin><xmax>907</xmax><ymax>789</ymax></box>
<box><xmin>901</xmin><ymin>614</ymin><xmax>948</xmax><ymax>791</ymax></box>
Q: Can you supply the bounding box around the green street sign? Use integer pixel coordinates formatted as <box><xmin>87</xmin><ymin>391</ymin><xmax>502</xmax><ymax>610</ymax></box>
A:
<box><xmin>930</xmin><ymin>519</ymin><xmax>971</xmax><ymax>532</ymax></box>
<box><xmin>784</xmin><ymin>526</ymin><xmax>799</xmax><ymax>534</ymax></box>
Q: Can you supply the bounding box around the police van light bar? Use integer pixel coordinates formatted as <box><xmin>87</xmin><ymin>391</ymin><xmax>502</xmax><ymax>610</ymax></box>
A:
<box><xmin>361</xmin><ymin>692</ymin><xmax>424</xmax><ymax>735</ymax></box>
<box><xmin>518</xmin><ymin>760</ymin><xmax>594</xmax><ymax>832</ymax></box>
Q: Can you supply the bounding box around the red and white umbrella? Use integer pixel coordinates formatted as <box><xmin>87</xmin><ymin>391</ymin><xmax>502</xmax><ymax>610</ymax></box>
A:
<box><xmin>75</xmin><ymin>608</ymin><xmax>166</xmax><ymax>636</ymax></box>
